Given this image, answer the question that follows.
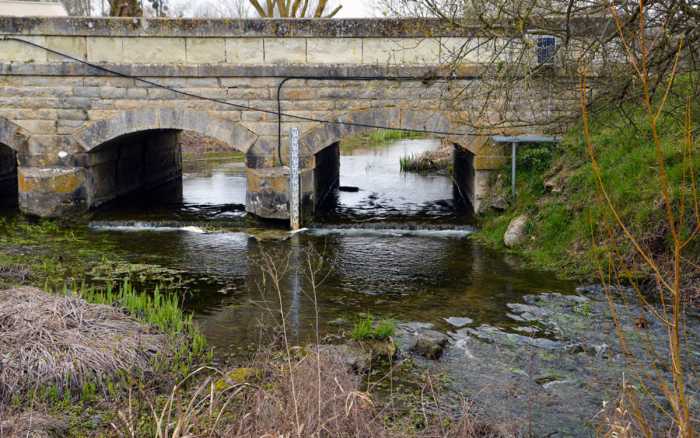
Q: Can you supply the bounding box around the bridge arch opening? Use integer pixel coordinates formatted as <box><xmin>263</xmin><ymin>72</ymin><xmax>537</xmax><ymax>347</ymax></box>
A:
<box><xmin>86</xmin><ymin>129</ymin><xmax>248</xmax><ymax>216</ymax></box>
<box><xmin>299</xmin><ymin>110</ymin><xmax>476</xmax><ymax>222</ymax></box>
<box><xmin>0</xmin><ymin>143</ymin><xmax>18</xmax><ymax>208</ymax></box>
<box><xmin>305</xmin><ymin>130</ymin><xmax>475</xmax><ymax>223</ymax></box>
<box><xmin>87</xmin><ymin>129</ymin><xmax>184</xmax><ymax>208</ymax></box>
<box><xmin>80</xmin><ymin>110</ymin><xmax>256</xmax><ymax>215</ymax></box>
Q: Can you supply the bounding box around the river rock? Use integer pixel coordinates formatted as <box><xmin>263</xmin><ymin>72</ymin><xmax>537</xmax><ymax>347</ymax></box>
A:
<box><xmin>411</xmin><ymin>329</ymin><xmax>450</xmax><ymax>359</ymax></box>
<box><xmin>503</xmin><ymin>214</ymin><xmax>528</xmax><ymax>247</ymax></box>
<box><xmin>544</xmin><ymin>175</ymin><xmax>564</xmax><ymax>193</ymax></box>
<box><xmin>444</xmin><ymin>316</ymin><xmax>474</xmax><ymax>328</ymax></box>
<box><xmin>318</xmin><ymin>344</ymin><xmax>370</xmax><ymax>373</ymax></box>
<box><xmin>490</xmin><ymin>196</ymin><xmax>509</xmax><ymax>211</ymax></box>
<box><xmin>506</xmin><ymin>303</ymin><xmax>550</xmax><ymax>322</ymax></box>
<box><xmin>461</xmin><ymin>325</ymin><xmax>562</xmax><ymax>350</ymax></box>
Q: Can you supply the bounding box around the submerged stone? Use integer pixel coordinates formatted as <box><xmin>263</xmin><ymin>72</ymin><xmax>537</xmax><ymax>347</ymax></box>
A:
<box><xmin>506</xmin><ymin>303</ymin><xmax>551</xmax><ymax>322</ymax></box>
<box><xmin>411</xmin><ymin>330</ymin><xmax>450</xmax><ymax>360</ymax></box>
<box><xmin>215</xmin><ymin>368</ymin><xmax>263</xmax><ymax>390</ymax></box>
<box><xmin>461</xmin><ymin>325</ymin><xmax>562</xmax><ymax>350</ymax></box>
<box><xmin>444</xmin><ymin>316</ymin><xmax>474</xmax><ymax>328</ymax></box>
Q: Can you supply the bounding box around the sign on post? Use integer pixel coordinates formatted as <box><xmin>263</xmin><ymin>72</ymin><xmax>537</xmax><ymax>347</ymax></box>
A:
<box><xmin>289</xmin><ymin>127</ymin><xmax>301</xmax><ymax>231</ymax></box>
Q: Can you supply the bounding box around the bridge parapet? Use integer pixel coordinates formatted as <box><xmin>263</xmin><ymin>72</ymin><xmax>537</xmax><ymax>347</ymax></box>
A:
<box><xmin>0</xmin><ymin>16</ymin><xmax>607</xmax><ymax>68</ymax></box>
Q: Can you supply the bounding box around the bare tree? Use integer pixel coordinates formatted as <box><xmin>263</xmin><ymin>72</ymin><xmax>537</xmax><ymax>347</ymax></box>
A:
<box><xmin>170</xmin><ymin>0</ymin><xmax>250</xmax><ymax>17</ymax></box>
<box><xmin>249</xmin><ymin>0</ymin><xmax>342</xmax><ymax>17</ymax></box>
<box><xmin>372</xmin><ymin>0</ymin><xmax>699</xmax><ymax>134</ymax></box>
<box><xmin>108</xmin><ymin>0</ymin><xmax>142</xmax><ymax>16</ymax></box>
<box><xmin>61</xmin><ymin>0</ymin><xmax>93</xmax><ymax>16</ymax></box>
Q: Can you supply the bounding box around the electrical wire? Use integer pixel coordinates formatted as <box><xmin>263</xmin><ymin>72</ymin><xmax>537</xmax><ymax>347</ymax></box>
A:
<box><xmin>1</xmin><ymin>36</ymin><xmax>475</xmax><ymax>145</ymax></box>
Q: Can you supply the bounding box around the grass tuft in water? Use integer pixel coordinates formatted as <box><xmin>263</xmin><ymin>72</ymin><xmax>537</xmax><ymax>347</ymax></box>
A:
<box><xmin>351</xmin><ymin>315</ymin><xmax>396</xmax><ymax>341</ymax></box>
<box><xmin>400</xmin><ymin>142</ymin><xmax>453</xmax><ymax>173</ymax></box>
<box><xmin>76</xmin><ymin>281</ymin><xmax>209</xmax><ymax>368</ymax></box>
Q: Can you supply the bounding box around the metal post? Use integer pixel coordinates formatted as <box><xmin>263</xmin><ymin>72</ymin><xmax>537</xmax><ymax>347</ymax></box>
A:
<box><xmin>289</xmin><ymin>127</ymin><xmax>301</xmax><ymax>231</ymax></box>
<box><xmin>511</xmin><ymin>141</ymin><xmax>517</xmax><ymax>198</ymax></box>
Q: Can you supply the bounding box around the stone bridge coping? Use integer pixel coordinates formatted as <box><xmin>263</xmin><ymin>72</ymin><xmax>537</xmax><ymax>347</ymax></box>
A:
<box><xmin>0</xmin><ymin>16</ymin><xmax>609</xmax><ymax>38</ymax></box>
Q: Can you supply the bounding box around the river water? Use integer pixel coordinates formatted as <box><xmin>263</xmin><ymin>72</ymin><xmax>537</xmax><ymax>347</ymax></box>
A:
<box><xmin>86</xmin><ymin>138</ymin><xmax>574</xmax><ymax>354</ymax></box>
<box><xmin>9</xmin><ymin>137</ymin><xmax>695</xmax><ymax>434</ymax></box>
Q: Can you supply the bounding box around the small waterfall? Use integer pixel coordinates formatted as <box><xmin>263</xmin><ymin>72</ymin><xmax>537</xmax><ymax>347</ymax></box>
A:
<box><xmin>89</xmin><ymin>221</ymin><xmax>206</xmax><ymax>233</ymax></box>
<box><xmin>305</xmin><ymin>222</ymin><xmax>475</xmax><ymax>238</ymax></box>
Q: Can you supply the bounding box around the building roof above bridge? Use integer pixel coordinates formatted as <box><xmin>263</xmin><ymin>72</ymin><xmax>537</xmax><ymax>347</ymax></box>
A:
<box><xmin>0</xmin><ymin>16</ymin><xmax>611</xmax><ymax>38</ymax></box>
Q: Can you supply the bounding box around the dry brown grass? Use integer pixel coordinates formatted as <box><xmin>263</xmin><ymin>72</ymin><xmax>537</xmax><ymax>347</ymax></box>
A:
<box><xmin>0</xmin><ymin>287</ymin><xmax>166</xmax><ymax>402</ymax></box>
<box><xmin>111</xmin><ymin>345</ymin><xmax>514</xmax><ymax>438</ymax></box>
<box><xmin>0</xmin><ymin>410</ymin><xmax>68</xmax><ymax>438</ymax></box>
<box><xmin>223</xmin><ymin>348</ymin><xmax>384</xmax><ymax>437</ymax></box>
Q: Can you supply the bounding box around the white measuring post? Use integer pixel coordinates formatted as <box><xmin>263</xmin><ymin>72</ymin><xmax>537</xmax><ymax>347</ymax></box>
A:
<box><xmin>289</xmin><ymin>127</ymin><xmax>301</xmax><ymax>231</ymax></box>
<box><xmin>511</xmin><ymin>141</ymin><xmax>517</xmax><ymax>198</ymax></box>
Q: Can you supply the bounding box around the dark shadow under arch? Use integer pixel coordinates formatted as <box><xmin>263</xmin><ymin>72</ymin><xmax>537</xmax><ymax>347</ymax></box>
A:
<box><xmin>0</xmin><ymin>118</ymin><xmax>27</xmax><ymax>209</ymax></box>
<box><xmin>0</xmin><ymin>143</ymin><xmax>18</xmax><ymax>208</ymax></box>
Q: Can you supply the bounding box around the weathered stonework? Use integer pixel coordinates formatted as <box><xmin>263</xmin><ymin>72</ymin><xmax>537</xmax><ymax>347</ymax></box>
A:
<box><xmin>0</xmin><ymin>17</ymin><xmax>584</xmax><ymax>221</ymax></box>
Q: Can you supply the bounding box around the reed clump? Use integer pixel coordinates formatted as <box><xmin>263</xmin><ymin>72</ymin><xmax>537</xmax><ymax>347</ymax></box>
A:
<box><xmin>400</xmin><ymin>142</ymin><xmax>452</xmax><ymax>173</ymax></box>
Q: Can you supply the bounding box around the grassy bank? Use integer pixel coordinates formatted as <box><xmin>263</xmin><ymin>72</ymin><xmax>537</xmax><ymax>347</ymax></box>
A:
<box><xmin>400</xmin><ymin>140</ymin><xmax>453</xmax><ymax>173</ymax></box>
<box><xmin>340</xmin><ymin>129</ymin><xmax>424</xmax><ymax>153</ymax></box>
<box><xmin>182</xmin><ymin>150</ymin><xmax>245</xmax><ymax>162</ymax></box>
<box><xmin>0</xmin><ymin>275</ymin><xmax>506</xmax><ymax>437</ymax></box>
<box><xmin>474</xmin><ymin>87</ymin><xmax>700</xmax><ymax>283</ymax></box>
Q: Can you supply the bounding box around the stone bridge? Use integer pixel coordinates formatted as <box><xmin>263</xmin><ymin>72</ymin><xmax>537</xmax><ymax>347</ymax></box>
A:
<box><xmin>0</xmin><ymin>17</ymin><xmax>579</xmax><ymax>222</ymax></box>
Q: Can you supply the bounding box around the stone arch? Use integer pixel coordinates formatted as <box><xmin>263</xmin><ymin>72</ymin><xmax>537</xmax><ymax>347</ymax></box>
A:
<box><xmin>298</xmin><ymin>108</ymin><xmax>467</xmax><ymax>156</ymax></box>
<box><xmin>0</xmin><ymin>117</ymin><xmax>30</xmax><ymax>153</ymax></box>
<box><xmin>73</xmin><ymin>109</ymin><xmax>258</xmax><ymax>153</ymax></box>
<box><xmin>296</xmin><ymin>108</ymin><xmax>478</xmax><ymax>216</ymax></box>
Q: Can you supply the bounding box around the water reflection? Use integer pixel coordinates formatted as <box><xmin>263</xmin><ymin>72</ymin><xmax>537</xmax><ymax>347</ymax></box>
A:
<box><xmin>319</xmin><ymin>139</ymin><xmax>468</xmax><ymax>222</ymax></box>
<box><xmin>84</xmin><ymin>138</ymin><xmax>573</xmax><ymax>355</ymax></box>
<box><xmin>83</xmin><ymin>225</ymin><xmax>572</xmax><ymax>355</ymax></box>
<box><xmin>182</xmin><ymin>161</ymin><xmax>246</xmax><ymax>206</ymax></box>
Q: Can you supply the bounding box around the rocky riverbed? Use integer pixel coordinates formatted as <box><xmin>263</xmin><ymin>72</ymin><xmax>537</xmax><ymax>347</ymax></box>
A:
<box><xmin>368</xmin><ymin>286</ymin><xmax>700</xmax><ymax>436</ymax></box>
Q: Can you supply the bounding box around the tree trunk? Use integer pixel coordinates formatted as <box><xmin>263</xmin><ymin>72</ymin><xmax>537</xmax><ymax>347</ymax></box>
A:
<box><xmin>109</xmin><ymin>0</ymin><xmax>142</xmax><ymax>16</ymax></box>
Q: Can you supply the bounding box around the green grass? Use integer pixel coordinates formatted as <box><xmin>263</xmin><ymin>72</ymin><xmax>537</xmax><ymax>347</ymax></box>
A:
<box><xmin>474</xmin><ymin>83</ymin><xmax>700</xmax><ymax>279</ymax></box>
<box><xmin>399</xmin><ymin>153</ymin><xmax>451</xmax><ymax>173</ymax></box>
<box><xmin>76</xmin><ymin>281</ymin><xmax>209</xmax><ymax>372</ymax></box>
<box><xmin>182</xmin><ymin>151</ymin><xmax>245</xmax><ymax>162</ymax></box>
<box><xmin>341</xmin><ymin>129</ymin><xmax>424</xmax><ymax>153</ymax></box>
<box><xmin>351</xmin><ymin>315</ymin><xmax>396</xmax><ymax>341</ymax></box>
